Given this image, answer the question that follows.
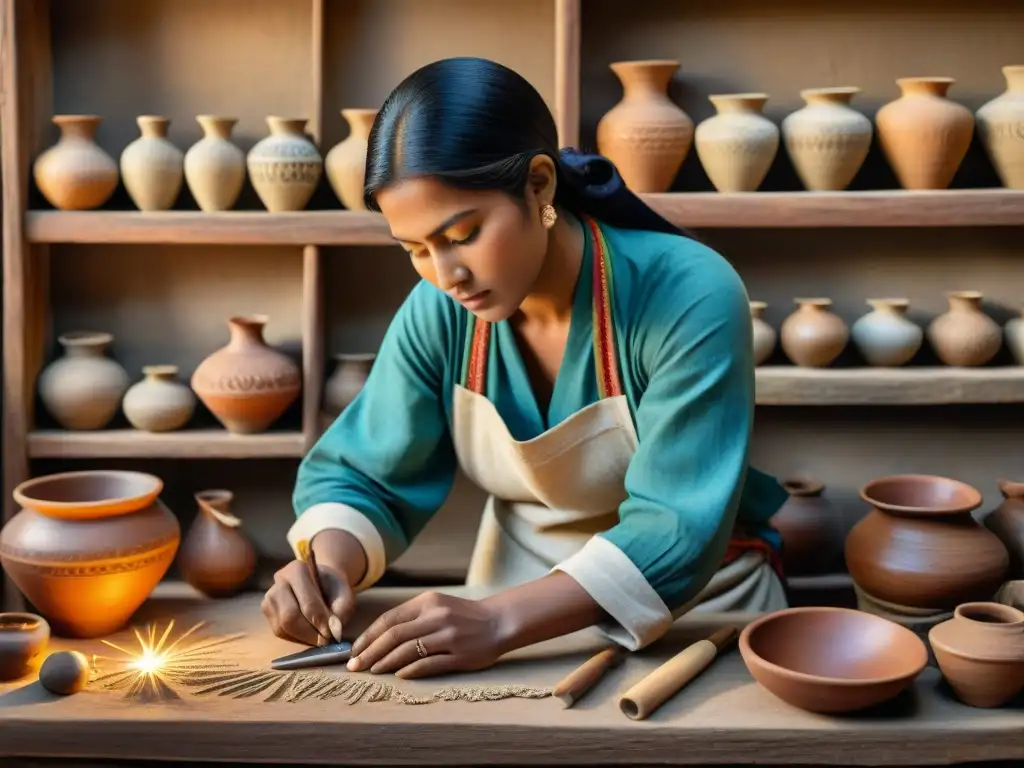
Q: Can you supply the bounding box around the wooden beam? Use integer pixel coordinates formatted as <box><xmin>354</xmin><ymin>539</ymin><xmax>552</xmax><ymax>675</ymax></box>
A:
<box><xmin>554</xmin><ymin>0</ymin><xmax>581</xmax><ymax>148</ymax></box>
<box><xmin>27</xmin><ymin>429</ymin><xmax>305</xmax><ymax>460</ymax></box>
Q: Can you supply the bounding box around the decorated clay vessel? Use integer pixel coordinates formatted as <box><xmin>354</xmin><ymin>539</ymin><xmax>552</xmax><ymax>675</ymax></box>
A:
<box><xmin>1005</xmin><ymin>307</ymin><xmax>1024</xmax><ymax>365</ymax></box>
<box><xmin>976</xmin><ymin>65</ymin><xmax>1024</xmax><ymax>189</ymax></box>
<box><xmin>183</xmin><ymin>116</ymin><xmax>246</xmax><ymax>212</ymax></box>
<box><xmin>325</xmin><ymin>109</ymin><xmax>378</xmax><ymax>210</ymax></box>
<box><xmin>845</xmin><ymin>474</ymin><xmax>1009</xmax><ymax>610</ymax></box>
<box><xmin>37</xmin><ymin>331</ymin><xmax>130</xmax><ymax>430</ymax></box>
<box><xmin>782</xmin><ymin>87</ymin><xmax>872</xmax><ymax>191</ymax></box>
<box><xmin>749</xmin><ymin>301</ymin><xmax>776</xmax><ymax>366</ymax></box>
<box><xmin>177</xmin><ymin>490</ymin><xmax>257</xmax><ymax>598</ymax></box>
<box><xmin>850</xmin><ymin>298</ymin><xmax>923</xmax><ymax>367</ymax></box>
<box><xmin>324</xmin><ymin>352</ymin><xmax>375</xmax><ymax>416</ymax></box>
<box><xmin>771</xmin><ymin>478</ymin><xmax>842</xmax><ymax>576</ymax></box>
<box><xmin>0</xmin><ymin>613</ymin><xmax>50</xmax><ymax>682</ymax></box>
<box><xmin>780</xmin><ymin>298</ymin><xmax>849</xmax><ymax>367</ymax></box>
<box><xmin>985</xmin><ymin>479</ymin><xmax>1024</xmax><ymax>579</ymax></box>
<box><xmin>0</xmin><ymin>471</ymin><xmax>180</xmax><ymax>638</ymax></box>
<box><xmin>926</xmin><ymin>291</ymin><xmax>1002</xmax><ymax>367</ymax></box>
<box><xmin>247</xmin><ymin>117</ymin><xmax>322</xmax><ymax>212</ymax></box>
<box><xmin>695</xmin><ymin>93</ymin><xmax>779</xmax><ymax>193</ymax></box>
<box><xmin>119</xmin><ymin>116</ymin><xmax>184</xmax><ymax>211</ymax></box>
<box><xmin>596</xmin><ymin>60</ymin><xmax>694</xmax><ymax>193</ymax></box>
<box><xmin>122</xmin><ymin>365</ymin><xmax>196</xmax><ymax>432</ymax></box>
<box><xmin>33</xmin><ymin>115</ymin><xmax>118</xmax><ymax>210</ymax></box>
<box><xmin>191</xmin><ymin>315</ymin><xmax>301</xmax><ymax>434</ymax></box>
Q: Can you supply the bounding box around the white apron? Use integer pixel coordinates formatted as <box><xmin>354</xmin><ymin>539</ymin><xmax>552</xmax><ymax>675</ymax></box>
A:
<box><xmin>452</xmin><ymin>216</ymin><xmax>788</xmax><ymax>651</ymax></box>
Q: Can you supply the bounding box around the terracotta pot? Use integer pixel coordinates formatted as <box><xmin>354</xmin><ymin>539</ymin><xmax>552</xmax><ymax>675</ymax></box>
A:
<box><xmin>1005</xmin><ymin>307</ymin><xmax>1024</xmax><ymax>365</ymax></box>
<box><xmin>929</xmin><ymin>602</ymin><xmax>1024</xmax><ymax>708</ymax></box>
<box><xmin>926</xmin><ymin>290</ymin><xmax>1002</xmax><ymax>367</ymax></box>
<box><xmin>0</xmin><ymin>613</ymin><xmax>50</xmax><ymax>682</ymax></box>
<box><xmin>695</xmin><ymin>93</ymin><xmax>779</xmax><ymax>193</ymax></box>
<box><xmin>122</xmin><ymin>364</ymin><xmax>196</xmax><ymax>433</ymax></box>
<box><xmin>845</xmin><ymin>474</ymin><xmax>1009</xmax><ymax>610</ymax></box>
<box><xmin>779</xmin><ymin>298</ymin><xmax>849</xmax><ymax>367</ymax></box>
<box><xmin>749</xmin><ymin>301</ymin><xmax>776</xmax><ymax>366</ymax></box>
<box><xmin>996</xmin><ymin>580</ymin><xmax>1024</xmax><ymax>611</ymax></box>
<box><xmin>985</xmin><ymin>479</ymin><xmax>1024</xmax><ymax>579</ymax></box>
<box><xmin>247</xmin><ymin>117</ymin><xmax>322</xmax><ymax>212</ymax></box>
<box><xmin>324</xmin><ymin>352</ymin><xmax>375</xmax><ymax>417</ymax></box>
<box><xmin>851</xmin><ymin>298</ymin><xmax>923</xmax><ymax>367</ymax></box>
<box><xmin>0</xmin><ymin>471</ymin><xmax>180</xmax><ymax>638</ymax></box>
<box><xmin>875</xmin><ymin>77</ymin><xmax>974</xmax><ymax>190</ymax></box>
<box><xmin>782</xmin><ymin>86</ymin><xmax>872</xmax><ymax>191</ymax></box>
<box><xmin>177</xmin><ymin>490</ymin><xmax>257</xmax><ymax>598</ymax></box>
<box><xmin>596</xmin><ymin>60</ymin><xmax>694</xmax><ymax>193</ymax></box>
<box><xmin>120</xmin><ymin>116</ymin><xmax>184</xmax><ymax>211</ymax></box>
<box><xmin>325</xmin><ymin>109</ymin><xmax>378</xmax><ymax>211</ymax></box>
<box><xmin>33</xmin><ymin>115</ymin><xmax>118</xmax><ymax>211</ymax></box>
<box><xmin>976</xmin><ymin>65</ymin><xmax>1024</xmax><ymax>189</ymax></box>
<box><xmin>771</xmin><ymin>478</ymin><xmax>842</xmax><ymax>576</ymax></box>
<box><xmin>183</xmin><ymin>116</ymin><xmax>246</xmax><ymax>212</ymax></box>
<box><xmin>191</xmin><ymin>315</ymin><xmax>301</xmax><ymax>434</ymax></box>
<box><xmin>37</xmin><ymin>331</ymin><xmax>130</xmax><ymax>430</ymax></box>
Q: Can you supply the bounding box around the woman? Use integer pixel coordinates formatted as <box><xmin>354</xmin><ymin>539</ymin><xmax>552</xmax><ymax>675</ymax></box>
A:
<box><xmin>262</xmin><ymin>57</ymin><xmax>790</xmax><ymax>679</ymax></box>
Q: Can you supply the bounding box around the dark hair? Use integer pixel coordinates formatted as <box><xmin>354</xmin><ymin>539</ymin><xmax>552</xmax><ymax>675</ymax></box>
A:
<box><xmin>363</xmin><ymin>56</ymin><xmax>692</xmax><ymax>240</ymax></box>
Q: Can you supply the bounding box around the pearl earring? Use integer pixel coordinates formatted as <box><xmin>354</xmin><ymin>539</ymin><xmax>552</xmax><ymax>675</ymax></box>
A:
<box><xmin>541</xmin><ymin>204</ymin><xmax>557</xmax><ymax>229</ymax></box>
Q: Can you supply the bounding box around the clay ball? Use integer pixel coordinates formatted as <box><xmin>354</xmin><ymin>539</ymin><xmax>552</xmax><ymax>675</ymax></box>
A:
<box><xmin>39</xmin><ymin>650</ymin><xmax>90</xmax><ymax>695</ymax></box>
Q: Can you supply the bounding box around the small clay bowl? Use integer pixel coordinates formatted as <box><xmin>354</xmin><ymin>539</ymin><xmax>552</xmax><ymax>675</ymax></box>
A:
<box><xmin>739</xmin><ymin>606</ymin><xmax>928</xmax><ymax>713</ymax></box>
<box><xmin>0</xmin><ymin>612</ymin><xmax>50</xmax><ymax>682</ymax></box>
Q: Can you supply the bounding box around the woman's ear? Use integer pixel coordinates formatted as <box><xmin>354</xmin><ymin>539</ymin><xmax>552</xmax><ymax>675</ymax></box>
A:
<box><xmin>526</xmin><ymin>154</ymin><xmax>558</xmax><ymax>207</ymax></box>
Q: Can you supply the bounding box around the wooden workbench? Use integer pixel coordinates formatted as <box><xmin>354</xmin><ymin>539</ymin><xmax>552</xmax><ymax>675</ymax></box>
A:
<box><xmin>0</xmin><ymin>584</ymin><xmax>1021</xmax><ymax>766</ymax></box>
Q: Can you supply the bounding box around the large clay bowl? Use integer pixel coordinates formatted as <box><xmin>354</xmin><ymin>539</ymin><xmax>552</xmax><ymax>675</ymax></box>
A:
<box><xmin>739</xmin><ymin>606</ymin><xmax>928</xmax><ymax>713</ymax></box>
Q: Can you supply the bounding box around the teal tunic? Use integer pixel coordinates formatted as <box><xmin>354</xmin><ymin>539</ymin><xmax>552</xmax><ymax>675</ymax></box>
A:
<box><xmin>294</xmin><ymin>218</ymin><xmax>788</xmax><ymax>609</ymax></box>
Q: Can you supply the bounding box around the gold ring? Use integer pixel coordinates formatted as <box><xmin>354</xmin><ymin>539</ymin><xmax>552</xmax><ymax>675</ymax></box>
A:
<box><xmin>415</xmin><ymin>638</ymin><xmax>428</xmax><ymax>658</ymax></box>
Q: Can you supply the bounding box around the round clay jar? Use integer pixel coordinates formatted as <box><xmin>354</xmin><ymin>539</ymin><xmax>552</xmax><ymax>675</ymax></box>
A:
<box><xmin>780</xmin><ymin>298</ymin><xmax>849</xmax><ymax>367</ymax></box>
<box><xmin>0</xmin><ymin>613</ymin><xmax>50</xmax><ymax>682</ymax></box>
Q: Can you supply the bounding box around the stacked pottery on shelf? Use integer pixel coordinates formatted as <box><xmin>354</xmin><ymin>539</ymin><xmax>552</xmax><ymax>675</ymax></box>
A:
<box><xmin>781</xmin><ymin>87</ymin><xmax>872</xmax><ymax>191</ymax></box>
<box><xmin>779</xmin><ymin>298</ymin><xmax>849</xmax><ymax>367</ymax></box>
<box><xmin>749</xmin><ymin>301</ymin><xmax>777</xmax><ymax>366</ymax></box>
<box><xmin>247</xmin><ymin>117</ymin><xmax>323</xmax><ymax>212</ymax></box>
<box><xmin>694</xmin><ymin>93</ymin><xmax>779</xmax><ymax>192</ymax></box>
<box><xmin>119</xmin><ymin>116</ymin><xmax>184</xmax><ymax>211</ymax></box>
<box><xmin>37</xmin><ymin>331</ymin><xmax>130</xmax><ymax>430</ymax></box>
<box><xmin>33</xmin><ymin>115</ymin><xmax>119</xmax><ymax>210</ymax></box>
<box><xmin>326</xmin><ymin>109</ymin><xmax>378</xmax><ymax>210</ymax></box>
<box><xmin>1004</xmin><ymin>307</ymin><xmax>1024</xmax><ymax>364</ymax></box>
<box><xmin>184</xmin><ymin>116</ymin><xmax>247</xmax><ymax>212</ymax></box>
<box><xmin>976</xmin><ymin>65</ymin><xmax>1024</xmax><ymax>189</ymax></box>
<box><xmin>121</xmin><ymin>365</ymin><xmax>197</xmax><ymax>432</ymax></box>
<box><xmin>850</xmin><ymin>298</ymin><xmax>924</xmax><ymax>367</ymax></box>
<box><xmin>926</xmin><ymin>291</ymin><xmax>1003</xmax><ymax>366</ymax></box>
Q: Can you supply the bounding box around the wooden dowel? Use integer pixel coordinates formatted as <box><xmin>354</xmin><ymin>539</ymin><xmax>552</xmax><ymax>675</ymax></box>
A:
<box><xmin>552</xmin><ymin>647</ymin><xmax>624</xmax><ymax>708</ymax></box>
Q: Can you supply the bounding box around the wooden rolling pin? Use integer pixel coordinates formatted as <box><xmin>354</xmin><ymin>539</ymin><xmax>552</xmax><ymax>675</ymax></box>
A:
<box><xmin>618</xmin><ymin>626</ymin><xmax>739</xmax><ymax>721</ymax></box>
<box><xmin>552</xmin><ymin>647</ymin><xmax>625</xmax><ymax>708</ymax></box>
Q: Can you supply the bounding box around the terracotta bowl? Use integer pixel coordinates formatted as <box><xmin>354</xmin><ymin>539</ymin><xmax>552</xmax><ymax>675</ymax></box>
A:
<box><xmin>860</xmin><ymin>473</ymin><xmax>982</xmax><ymax>514</ymax></box>
<box><xmin>739</xmin><ymin>606</ymin><xmax>928</xmax><ymax>713</ymax></box>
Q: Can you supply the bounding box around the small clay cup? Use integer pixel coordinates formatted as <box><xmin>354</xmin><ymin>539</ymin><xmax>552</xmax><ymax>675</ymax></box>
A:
<box><xmin>929</xmin><ymin>601</ymin><xmax>1024</xmax><ymax>708</ymax></box>
<box><xmin>739</xmin><ymin>606</ymin><xmax>928</xmax><ymax>713</ymax></box>
<box><xmin>0</xmin><ymin>612</ymin><xmax>50</xmax><ymax>681</ymax></box>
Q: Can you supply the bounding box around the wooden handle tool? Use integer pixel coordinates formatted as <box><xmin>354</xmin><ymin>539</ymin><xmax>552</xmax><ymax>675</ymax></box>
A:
<box><xmin>298</xmin><ymin>540</ymin><xmax>342</xmax><ymax>644</ymax></box>
<box><xmin>618</xmin><ymin>625</ymin><xmax>738</xmax><ymax>721</ymax></box>
<box><xmin>552</xmin><ymin>647</ymin><xmax>625</xmax><ymax>708</ymax></box>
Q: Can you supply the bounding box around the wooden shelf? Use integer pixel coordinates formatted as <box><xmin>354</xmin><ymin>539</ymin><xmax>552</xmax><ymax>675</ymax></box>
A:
<box><xmin>27</xmin><ymin>429</ymin><xmax>305</xmax><ymax>459</ymax></box>
<box><xmin>756</xmin><ymin>366</ymin><xmax>1024</xmax><ymax>405</ymax></box>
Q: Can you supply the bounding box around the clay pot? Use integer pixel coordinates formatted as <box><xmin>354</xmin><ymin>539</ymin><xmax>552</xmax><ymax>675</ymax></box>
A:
<box><xmin>325</xmin><ymin>109</ymin><xmax>378</xmax><ymax>211</ymax></box>
<box><xmin>177</xmin><ymin>490</ymin><xmax>257</xmax><ymax>598</ymax></box>
<box><xmin>976</xmin><ymin>65</ymin><xmax>1024</xmax><ymax>189</ymax></box>
<box><xmin>782</xmin><ymin>87</ymin><xmax>872</xmax><ymax>191</ymax></box>
<box><xmin>122</xmin><ymin>365</ymin><xmax>197</xmax><ymax>432</ymax></box>
<box><xmin>183</xmin><ymin>116</ymin><xmax>246</xmax><ymax>212</ymax></box>
<box><xmin>850</xmin><ymin>298</ymin><xmax>924</xmax><ymax>367</ymax></box>
<box><xmin>926</xmin><ymin>291</ymin><xmax>1002</xmax><ymax>367</ymax></box>
<box><xmin>875</xmin><ymin>77</ymin><xmax>974</xmax><ymax>190</ymax></box>
<box><xmin>324</xmin><ymin>352</ymin><xmax>375</xmax><ymax>417</ymax></box>
<box><xmin>1005</xmin><ymin>308</ymin><xmax>1024</xmax><ymax>365</ymax></box>
<box><xmin>845</xmin><ymin>474</ymin><xmax>1009</xmax><ymax>611</ymax></box>
<box><xmin>33</xmin><ymin>115</ymin><xmax>118</xmax><ymax>210</ymax></box>
<box><xmin>739</xmin><ymin>606</ymin><xmax>928</xmax><ymax>714</ymax></box>
<box><xmin>0</xmin><ymin>613</ymin><xmax>49</xmax><ymax>682</ymax></box>
<box><xmin>120</xmin><ymin>116</ymin><xmax>184</xmax><ymax>211</ymax></box>
<box><xmin>996</xmin><ymin>580</ymin><xmax>1024</xmax><ymax>611</ymax></box>
<box><xmin>191</xmin><ymin>315</ymin><xmax>301</xmax><ymax>434</ymax></box>
<box><xmin>779</xmin><ymin>298</ymin><xmax>849</xmax><ymax>367</ymax></box>
<box><xmin>595</xmin><ymin>60</ymin><xmax>694</xmax><ymax>193</ymax></box>
<box><xmin>247</xmin><ymin>117</ymin><xmax>322</xmax><ymax>212</ymax></box>
<box><xmin>37</xmin><ymin>331</ymin><xmax>130</xmax><ymax>430</ymax></box>
<box><xmin>0</xmin><ymin>471</ymin><xmax>180</xmax><ymax>638</ymax></box>
<box><xmin>771</xmin><ymin>478</ymin><xmax>842</xmax><ymax>576</ymax></box>
<box><xmin>984</xmin><ymin>479</ymin><xmax>1024</xmax><ymax>579</ymax></box>
<box><xmin>695</xmin><ymin>93</ymin><xmax>779</xmax><ymax>193</ymax></box>
<box><xmin>929</xmin><ymin>602</ymin><xmax>1024</xmax><ymax>708</ymax></box>
<box><xmin>749</xmin><ymin>301</ymin><xmax>776</xmax><ymax>366</ymax></box>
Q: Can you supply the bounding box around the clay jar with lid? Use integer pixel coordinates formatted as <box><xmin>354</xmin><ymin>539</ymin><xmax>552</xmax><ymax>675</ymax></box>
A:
<box><xmin>33</xmin><ymin>115</ymin><xmax>119</xmax><ymax>210</ymax></box>
<box><xmin>850</xmin><ymin>298</ymin><xmax>924</xmax><ymax>367</ymax></box>
<box><xmin>749</xmin><ymin>301</ymin><xmax>776</xmax><ymax>366</ymax></box>
<box><xmin>177</xmin><ymin>490</ymin><xmax>257</xmax><ymax>598</ymax></box>
<box><xmin>845</xmin><ymin>474</ymin><xmax>1009</xmax><ymax>611</ymax></box>
<box><xmin>780</xmin><ymin>298</ymin><xmax>849</xmax><ymax>367</ymax></box>
<box><xmin>0</xmin><ymin>613</ymin><xmax>50</xmax><ymax>682</ymax></box>
<box><xmin>929</xmin><ymin>602</ymin><xmax>1024</xmax><ymax>708</ymax></box>
<box><xmin>325</xmin><ymin>109</ymin><xmax>378</xmax><ymax>210</ymax></box>
<box><xmin>984</xmin><ymin>479</ymin><xmax>1024</xmax><ymax>578</ymax></box>
<box><xmin>37</xmin><ymin>331</ymin><xmax>130</xmax><ymax>430</ymax></box>
<box><xmin>695</xmin><ymin>93</ymin><xmax>779</xmax><ymax>193</ymax></box>
<box><xmin>771</xmin><ymin>478</ymin><xmax>842</xmax><ymax>576</ymax></box>
<box><xmin>120</xmin><ymin>116</ymin><xmax>184</xmax><ymax>211</ymax></box>
<box><xmin>781</xmin><ymin>86</ymin><xmax>873</xmax><ymax>191</ymax></box>
<box><xmin>976</xmin><ymin>65</ymin><xmax>1024</xmax><ymax>189</ymax></box>
<box><xmin>926</xmin><ymin>291</ymin><xmax>1002</xmax><ymax>367</ymax></box>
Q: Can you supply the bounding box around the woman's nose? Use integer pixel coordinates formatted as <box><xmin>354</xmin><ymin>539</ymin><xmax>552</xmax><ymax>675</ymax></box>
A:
<box><xmin>435</xmin><ymin>254</ymin><xmax>469</xmax><ymax>291</ymax></box>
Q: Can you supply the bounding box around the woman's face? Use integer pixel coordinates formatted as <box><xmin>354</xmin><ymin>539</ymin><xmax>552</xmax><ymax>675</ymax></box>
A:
<box><xmin>374</xmin><ymin>166</ymin><xmax>553</xmax><ymax>323</ymax></box>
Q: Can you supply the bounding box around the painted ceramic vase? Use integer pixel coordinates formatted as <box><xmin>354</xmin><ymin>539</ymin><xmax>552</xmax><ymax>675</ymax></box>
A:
<box><xmin>177</xmin><ymin>490</ymin><xmax>257</xmax><ymax>598</ymax></box>
<box><xmin>120</xmin><ymin>116</ymin><xmax>184</xmax><ymax>211</ymax></box>
<box><xmin>122</xmin><ymin>365</ymin><xmax>196</xmax><ymax>432</ymax></box>
<box><xmin>976</xmin><ymin>65</ymin><xmax>1024</xmax><ymax>189</ymax></box>
<box><xmin>247</xmin><ymin>117</ymin><xmax>322</xmax><ymax>212</ymax></box>
<box><xmin>0</xmin><ymin>613</ymin><xmax>50</xmax><ymax>682</ymax></box>
<box><xmin>183</xmin><ymin>116</ymin><xmax>246</xmax><ymax>212</ymax></box>
<box><xmin>780</xmin><ymin>298</ymin><xmax>849</xmax><ymax>368</ymax></box>
<box><xmin>984</xmin><ymin>479</ymin><xmax>1024</xmax><ymax>579</ymax></box>
<box><xmin>191</xmin><ymin>315</ymin><xmax>301</xmax><ymax>434</ymax></box>
<box><xmin>37</xmin><ymin>331</ymin><xmax>130</xmax><ymax>430</ymax></box>
<box><xmin>851</xmin><ymin>298</ymin><xmax>923</xmax><ymax>367</ymax></box>
<box><xmin>324</xmin><ymin>352</ymin><xmax>375</xmax><ymax>416</ymax></box>
<box><xmin>596</xmin><ymin>60</ymin><xmax>694</xmax><ymax>193</ymax></box>
<box><xmin>926</xmin><ymin>291</ymin><xmax>1002</xmax><ymax>367</ymax></box>
<box><xmin>1005</xmin><ymin>308</ymin><xmax>1024</xmax><ymax>364</ymax></box>
<box><xmin>771</xmin><ymin>478</ymin><xmax>842</xmax><ymax>576</ymax></box>
<box><xmin>33</xmin><ymin>115</ymin><xmax>118</xmax><ymax>210</ymax></box>
<box><xmin>750</xmin><ymin>301</ymin><xmax>776</xmax><ymax>366</ymax></box>
<box><xmin>0</xmin><ymin>471</ymin><xmax>180</xmax><ymax>638</ymax></box>
<box><xmin>695</xmin><ymin>93</ymin><xmax>779</xmax><ymax>192</ymax></box>
<box><xmin>325</xmin><ymin>109</ymin><xmax>378</xmax><ymax>210</ymax></box>
<box><xmin>845</xmin><ymin>474</ymin><xmax>1009</xmax><ymax>611</ymax></box>
<box><xmin>875</xmin><ymin>77</ymin><xmax>974</xmax><ymax>190</ymax></box>
<box><xmin>782</xmin><ymin>87</ymin><xmax>872</xmax><ymax>191</ymax></box>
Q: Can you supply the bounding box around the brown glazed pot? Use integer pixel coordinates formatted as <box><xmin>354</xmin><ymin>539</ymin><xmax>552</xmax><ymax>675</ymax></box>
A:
<box><xmin>0</xmin><ymin>471</ymin><xmax>180</xmax><ymax>638</ymax></box>
<box><xmin>0</xmin><ymin>613</ymin><xmax>50</xmax><ymax>681</ymax></box>
<box><xmin>739</xmin><ymin>606</ymin><xmax>928</xmax><ymax>713</ymax></box>
<box><xmin>771</xmin><ymin>478</ymin><xmax>842</xmax><ymax>576</ymax></box>
<box><xmin>845</xmin><ymin>475</ymin><xmax>1009</xmax><ymax>610</ymax></box>
<box><xmin>984</xmin><ymin>479</ymin><xmax>1024</xmax><ymax>579</ymax></box>
<box><xmin>928</xmin><ymin>602</ymin><xmax>1024</xmax><ymax>708</ymax></box>
<box><xmin>177</xmin><ymin>489</ymin><xmax>257</xmax><ymax>598</ymax></box>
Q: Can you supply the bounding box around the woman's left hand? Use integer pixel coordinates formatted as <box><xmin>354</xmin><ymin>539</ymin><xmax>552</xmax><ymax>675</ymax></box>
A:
<box><xmin>346</xmin><ymin>591</ymin><xmax>508</xmax><ymax>678</ymax></box>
